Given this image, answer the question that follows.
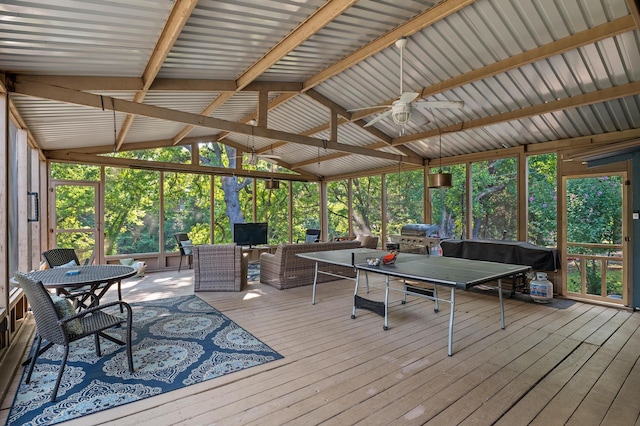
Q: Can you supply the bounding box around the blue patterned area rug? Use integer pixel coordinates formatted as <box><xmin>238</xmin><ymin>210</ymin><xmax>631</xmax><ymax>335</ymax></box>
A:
<box><xmin>6</xmin><ymin>295</ymin><xmax>282</xmax><ymax>425</ymax></box>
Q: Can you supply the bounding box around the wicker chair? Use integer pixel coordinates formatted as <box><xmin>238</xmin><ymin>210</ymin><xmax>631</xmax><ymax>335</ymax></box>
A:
<box><xmin>42</xmin><ymin>248</ymin><xmax>123</xmax><ymax>311</ymax></box>
<box><xmin>193</xmin><ymin>244</ymin><xmax>248</xmax><ymax>291</ymax></box>
<box><xmin>174</xmin><ymin>232</ymin><xmax>194</xmax><ymax>272</ymax></box>
<box><xmin>41</xmin><ymin>248</ymin><xmax>81</xmax><ymax>268</ymax></box>
<box><xmin>14</xmin><ymin>272</ymin><xmax>134</xmax><ymax>402</ymax></box>
<box><xmin>297</xmin><ymin>228</ymin><xmax>321</xmax><ymax>243</ymax></box>
<box><xmin>356</xmin><ymin>234</ymin><xmax>379</xmax><ymax>249</ymax></box>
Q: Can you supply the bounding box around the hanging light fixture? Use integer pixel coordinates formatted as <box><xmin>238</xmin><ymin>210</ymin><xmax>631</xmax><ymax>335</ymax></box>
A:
<box><xmin>427</xmin><ymin>126</ymin><xmax>452</xmax><ymax>188</ymax></box>
<box><xmin>265</xmin><ymin>178</ymin><xmax>280</xmax><ymax>190</ymax></box>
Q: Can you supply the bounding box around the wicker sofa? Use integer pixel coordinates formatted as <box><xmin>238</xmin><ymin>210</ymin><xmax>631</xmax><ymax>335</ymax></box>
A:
<box><xmin>259</xmin><ymin>240</ymin><xmax>362</xmax><ymax>290</ymax></box>
<box><xmin>193</xmin><ymin>244</ymin><xmax>248</xmax><ymax>292</ymax></box>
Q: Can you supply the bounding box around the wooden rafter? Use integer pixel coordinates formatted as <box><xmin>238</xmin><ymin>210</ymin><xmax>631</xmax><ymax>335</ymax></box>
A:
<box><xmin>297</xmin><ymin>15</ymin><xmax>637</xmax><ymax>165</ymax></box>
<box><xmin>390</xmin><ymin>81</ymin><xmax>640</xmax><ymax>147</ymax></box>
<box><xmin>12</xmin><ymin>78</ymin><xmax>423</xmax><ymax>165</ymax></box>
<box><xmin>626</xmin><ymin>0</ymin><xmax>640</xmax><ymax>30</ymax></box>
<box><xmin>115</xmin><ymin>0</ymin><xmax>197</xmax><ymax>150</ymax></box>
<box><xmin>170</xmin><ymin>0</ymin><xmax>358</xmax><ymax>145</ymax></box>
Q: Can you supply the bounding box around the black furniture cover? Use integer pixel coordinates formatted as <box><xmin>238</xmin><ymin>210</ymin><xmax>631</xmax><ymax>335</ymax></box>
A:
<box><xmin>440</xmin><ymin>239</ymin><xmax>559</xmax><ymax>271</ymax></box>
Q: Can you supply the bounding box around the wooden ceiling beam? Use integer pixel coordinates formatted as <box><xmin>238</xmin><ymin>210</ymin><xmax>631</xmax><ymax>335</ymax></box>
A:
<box><xmin>349</xmin><ymin>15</ymin><xmax>636</xmax><ymax>122</ymax></box>
<box><xmin>116</xmin><ymin>0</ymin><xmax>197</xmax><ymax>150</ymax></box>
<box><xmin>235</xmin><ymin>0</ymin><xmax>357</xmax><ymax>90</ymax></box>
<box><xmin>13</xmin><ymin>79</ymin><xmax>421</xmax><ymax>165</ymax></box>
<box><xmin>8</xmin><ymin>76</ymin><xmax>303</xmax><ymax>93</ymax></box>
<box><xmin>172</xmin><ymin>0</ymin><xmax>355</xmax><ymax>144</ymax></box>
<box><xmin>626</xmin><ymin>0</ymin><xmax>640</xmax><ymax>30</ymax></box>
<box><xmin>45</xmin><ymin>151</ymin><xmax>315</xmax><ymax>182</ymax></box>
<box><xmin>302</xmin><ymin>0</ymin><xmax>476</xmax><ymax>91</ymax></box>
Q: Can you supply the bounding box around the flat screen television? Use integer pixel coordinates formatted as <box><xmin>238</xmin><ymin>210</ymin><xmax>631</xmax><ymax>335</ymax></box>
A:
<box><xmin>233</xmin><ymin>222</ymin><xmax>268</xmax><ymax>248</ymax></box>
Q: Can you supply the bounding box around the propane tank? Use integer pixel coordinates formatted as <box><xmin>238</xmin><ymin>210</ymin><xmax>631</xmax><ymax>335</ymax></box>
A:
<box><xmin>530</xmin><ymin>272</ymin><xmax>553</xmax><ymax>303</ymax></box>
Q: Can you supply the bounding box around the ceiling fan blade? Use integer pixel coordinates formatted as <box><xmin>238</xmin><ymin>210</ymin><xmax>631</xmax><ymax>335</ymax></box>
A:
<box><xmin>399</xmin><ymin>92</ymin><xmax>419</xmax><ymax>103</ymax></box>
<box><xmin>364</xmin><ymin>109</ymin><xmax>393</xmax><ymax>127</ymax></box>
<box><xmin>413</xmin><ymin>100</ymin><xmax>465</xmax><ymax>109</ymax></box>
<box><xmin>258</xmin><ymin>154</ymin><xmax>282</xmax><ymax>160</ymax></box>
<box><xmin>348</xmin><ymin>105</ymin><xmax>392</xmax><ymax>112</ymax></box>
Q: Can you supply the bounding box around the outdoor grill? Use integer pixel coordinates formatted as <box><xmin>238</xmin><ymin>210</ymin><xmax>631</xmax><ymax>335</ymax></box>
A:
<box><xmin>389</xmin><ymin>224</ymin><xmax>443</xmax><ymax>255</ymax></box>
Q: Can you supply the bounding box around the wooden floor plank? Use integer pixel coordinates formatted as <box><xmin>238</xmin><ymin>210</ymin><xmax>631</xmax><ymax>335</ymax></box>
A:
<box><xmin>493</xmin><ymin>341</ymin><xmax>599</xmax><ymax>426</ymax></box>
<box><xmin>1</xmin><ymin>270</ymin><xmax>637</xmax><ymax>426</ymax></box>
<box><xmin>566</xmin><ymin>314</ymin><xmax>640</xmax><ymax>425</ymax></box>
<box><xmin>528</xmin><ymin>311</ymin><xmax>640</xmax><ymax>426</ymax></box>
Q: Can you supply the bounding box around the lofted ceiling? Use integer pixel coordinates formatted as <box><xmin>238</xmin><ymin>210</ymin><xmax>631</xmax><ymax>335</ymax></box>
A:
<box><xmin>1</xmin><ymin>0</ymin><xmax>640</xmax><ymax>181</ymax></box>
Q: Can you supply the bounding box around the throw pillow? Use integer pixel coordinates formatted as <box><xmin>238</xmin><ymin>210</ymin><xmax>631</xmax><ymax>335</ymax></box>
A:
<box><xmin>50</xmin><ymin>294</ymin><xmax>84</xmax><ymax>335</ymax></box>
<box><xmin>180</xmin><ymin>240</ymin><xmax>193</xmax><ymax>255</ymax></box>
<box><xmin>54</xmin><ymin>260</ymin><xmax>78</xmax><ymax>268</ymax></box>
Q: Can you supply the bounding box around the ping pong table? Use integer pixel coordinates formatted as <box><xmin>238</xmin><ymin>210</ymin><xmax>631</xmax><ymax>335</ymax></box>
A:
<box><xmin>297</xmin><ymin>248</ymin><xmax>412</xmax><ymax>305</ymax></box>
<box><xmin>299</xmin><ymin>248</ymin><xmax>530</xmax><ymax>356</ymax></box>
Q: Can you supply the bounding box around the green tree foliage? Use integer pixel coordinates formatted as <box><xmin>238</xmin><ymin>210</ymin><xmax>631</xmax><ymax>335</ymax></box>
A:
<box><xmin>386</xmin><ymin>169</ymin><xmax>424</xmax><ymax>235</ymax></box>
<box><xmin>431</xmin><ymin>164</ymin><xmax>467</xmax><ymax>239</ymax></box>
<box><xmin>51</xmin><ymin>165</ymin><xmax>100</xmax><ymax>261</ymax></box>
<box><xmin>54</xmin><ymin>185</ymin><xmax>96</xmax><ymax>229</ymax></box>
<box><xmin>51</xmin><ymin>163</ymin><xmax>100</xmax><ymax>181</ymax></box>
<box><xmin>527</xmin><ymin>153</ymin><xmax>557</xmax><ymax>246</ymax></box>
<box><xmin>471</xmin><ymin>158</ymin><xmax>517</xmax><ymax>239</ymax></box>
<box><xmin>327</xmin><ymin>180</ymin><xmax>349</xmax><ymax>239</ymax></box>
<box><xmin>104</xmin><ymin>166</ymin><xmax>160</xmax><ymax>255</ymax></box>
<box><xmin>256</xmin><ymin>180</ymin><xmax>289</xmax><ymax>244</ymax></box>
<box><xmin>107</xmin><ymin>146</ymin><xmax>191</xmax><ymax>163</ymax></box>
<box><xmin>566</xmin><ymin>176</ymin><xmax>622</xmax><ymax>246</ymax></box>
<box><xmin>163</xmin><ymin>172</ymin><xmax>211</xmax><ymax>251</ymax></box>
<box><xmin>200</xmin><ymin>143</ymin><xmax>252</xmax><ymax>243</ymax></box>
<box><xmin>291</xmin><ymin>182</ymin><xmax>319</xmax><ymax>242</ymax></box>
<box><xmin>352</xmin><ymin>176</ymin><xmax>382</xmax><ymax>236</ymax></box>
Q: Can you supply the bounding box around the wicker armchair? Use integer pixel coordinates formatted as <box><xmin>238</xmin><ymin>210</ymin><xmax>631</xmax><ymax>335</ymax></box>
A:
<box><xmin>193</xmin><ymin>244</ymin><xmax>248</xmax><ymax>291</ymax></box>
<box><xmin>14</xmin><ymin>272</ymin><xmax>134</xmax><ymax>402</ymax></box>
<box><xmin>356</xmin><ymin>234</ymin><xmax>379</xmax><ymax>249</ymax></box>
<box><xmin>42</xmin><ymin>248</ymin><xmax>124</xmax><ymax>311</ymax></box>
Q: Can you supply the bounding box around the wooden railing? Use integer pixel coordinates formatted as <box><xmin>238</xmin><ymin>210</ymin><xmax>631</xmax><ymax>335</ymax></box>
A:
<box><xmin>565</xmin><ymin>242</ymin><xmax>624</xmax><ymax>304</ymax></box>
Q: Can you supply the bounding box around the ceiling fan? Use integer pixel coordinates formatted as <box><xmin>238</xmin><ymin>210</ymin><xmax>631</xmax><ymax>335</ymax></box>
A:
<box><xmin>349</xmin><ymin>37</ymin><xmax>464</xmax><ymax>136</ymax></box>
<box><xmin>239</xmin><ymin>120</ymin><xmax>281</xmax><ymax>166</ymax></box>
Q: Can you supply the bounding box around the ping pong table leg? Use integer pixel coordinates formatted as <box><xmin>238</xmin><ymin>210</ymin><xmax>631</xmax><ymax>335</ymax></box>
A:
<box><xmin>351</xmin><ymin>269</ymin><xmax>360</xmax><ymax>319</ymax></box>
<box><xmin>384</xmin><ymin>276</ymin><xmax>390</xmax><ymax>330</ymax></box>
<box><xmin>498</xmin><ymin>278</ymin><xmax>505</xmax><ymax>329</ymax></box>
<box><xmin>312</xmin><ymin>262</ymin><xmax>319</xmax><ymax>305</ymax></box>
<box><xmin>448</xmin><ymin>287</ymin><xmax>455</xmax><ymax>356</ymax></box>
<box><xmin>433</xmin><ymin>285</ymin><xmax>439</xmax><ymax>313</ymax></box>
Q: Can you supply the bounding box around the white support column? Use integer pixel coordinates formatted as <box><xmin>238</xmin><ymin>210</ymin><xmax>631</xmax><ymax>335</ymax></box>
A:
<box><xmin>320</xmin><ymin>181</ymin><xmax>328</xmax><ymax>242</ymax></box>
<box><xmin>16</xmin><ymin>129</ymin><xmax>28</xmax><ymax>273</ymax></box>
<box><xmin>1</xmin><ymin>93</ymin><xmax>7</xmax><ymax>303</ymax></box>
<box><xmin>30</xmin><ymin>149</ymin><xmax>41</xmax><ymax>270</ymax></box>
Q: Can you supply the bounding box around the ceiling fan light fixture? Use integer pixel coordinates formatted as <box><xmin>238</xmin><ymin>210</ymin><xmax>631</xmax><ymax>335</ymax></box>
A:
<box><xmin>391</xmin><ymin>103</ymin><xmax>411</xmax><ymax>125</ymax></box>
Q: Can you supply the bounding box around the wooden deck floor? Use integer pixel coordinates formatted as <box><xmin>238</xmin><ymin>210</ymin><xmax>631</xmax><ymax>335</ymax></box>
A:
<box><xmin>2</xmin><ymin>270</ymin><xmax>639</xmax><ymax>425</ymax></box>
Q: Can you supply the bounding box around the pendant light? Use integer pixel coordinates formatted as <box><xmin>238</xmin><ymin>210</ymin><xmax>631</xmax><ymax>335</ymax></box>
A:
<box><xmin>427</xmin><ymin>126</ymin><xmax>452</xmax><ymax>188</ymax></box>
<box><xmin>265</xmin><ymin>178</ymin><xmax>280</xmax><ymax>190</ymax></box>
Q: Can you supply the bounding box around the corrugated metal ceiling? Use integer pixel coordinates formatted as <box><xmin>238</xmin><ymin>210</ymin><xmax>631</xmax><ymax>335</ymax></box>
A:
<box><xmin>1</xmin><ymin>0</ymin><xmax>639</xmax><ymax>180</ymax></box>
